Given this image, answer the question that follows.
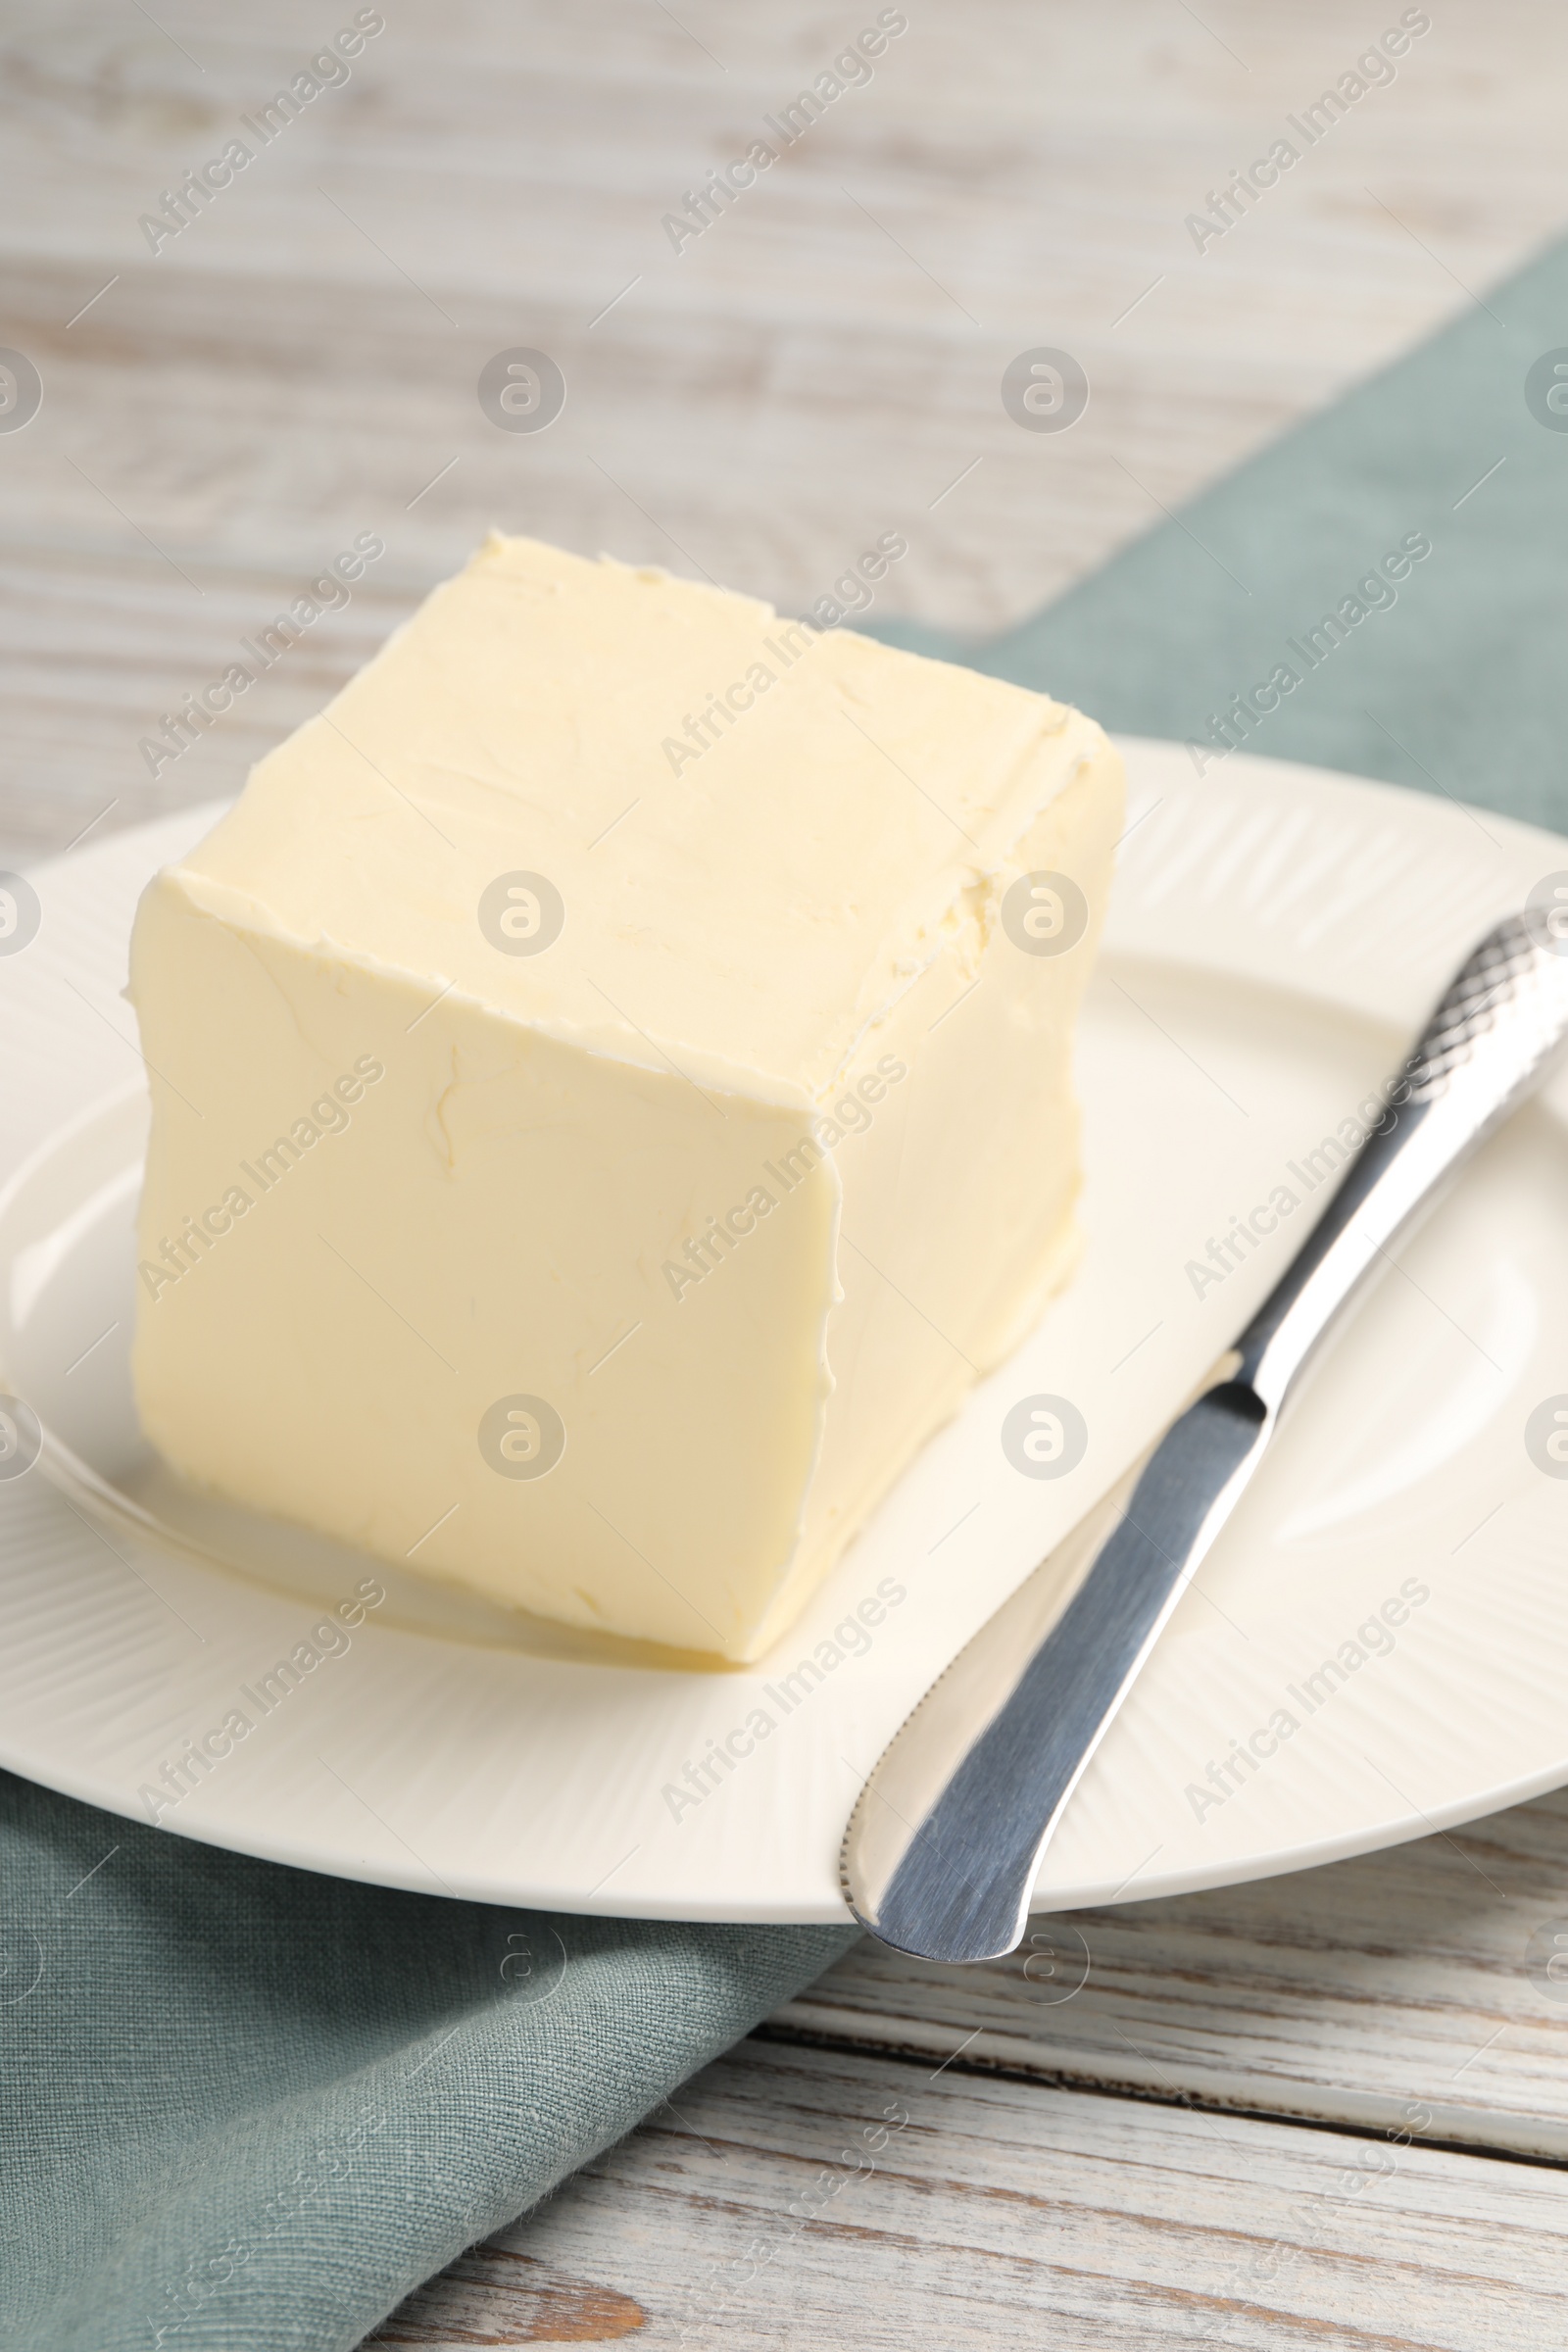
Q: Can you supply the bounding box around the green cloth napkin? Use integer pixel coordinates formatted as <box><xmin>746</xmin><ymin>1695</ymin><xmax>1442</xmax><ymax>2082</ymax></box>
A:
<box><xmin>4</xmin><ymin>231</ymin><xmax>1566</xmax><ymax>2352</ymax></box>
<box><xmin>0</xmin><ymin>1767</ymin><xmax>853</xmax><ymax>2349</ymax></box>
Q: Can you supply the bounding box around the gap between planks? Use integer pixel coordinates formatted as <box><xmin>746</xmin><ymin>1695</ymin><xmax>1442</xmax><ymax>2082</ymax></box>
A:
<box><xmin>368</xmin><ymin>2035</ymin><xmax>1568</xmax><ymax>2351</ymax></box>
<box><xmin>759</xmin><ymin>2009</ymin><xmax>1568</xmax><ymax>2177</ymax></box>
<box><xmin>761</xmin><ymin>1787</ymin><xmax>1568</xmax><ymax>2166</ymax></box>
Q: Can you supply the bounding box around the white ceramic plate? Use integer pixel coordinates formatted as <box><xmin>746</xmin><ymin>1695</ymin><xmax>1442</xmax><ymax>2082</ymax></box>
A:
<box><xmin>3</xmin><ymin>739</ymin><xmax>1567</xmax><ymax>1922</ymax></box>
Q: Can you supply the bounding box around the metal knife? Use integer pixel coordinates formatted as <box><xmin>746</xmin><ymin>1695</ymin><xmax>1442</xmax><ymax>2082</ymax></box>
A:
<box><xmin>841</xmin><ymin>907</ymin><xmax>1568</xmax><ymax>1964</ymax></box>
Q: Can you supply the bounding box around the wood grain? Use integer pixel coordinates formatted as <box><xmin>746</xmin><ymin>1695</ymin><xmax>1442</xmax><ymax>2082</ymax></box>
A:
<box><xmin>370</xmin><ymin>2249</ymin><xmax>647</xmax><ymax>2345</ymax></box>
<box><xmin>771</xmin><ymin>1787</ymin><xmax>1568</xmax><ymax>2160</ymax></box>
<box><xmin>5</xmin><ymin>0</ymin><xmax>1568</xmax><ymax>858</ymax></box>
<box><xmin>380</xmin><ymin>1790</ymin><xmax>1568</xmax><ymax>2345</ymax></box>
<box><xmin>367</xmin><ymin>2036</ymin><xmax>1568</xmax><ymax>2349</ymax></box>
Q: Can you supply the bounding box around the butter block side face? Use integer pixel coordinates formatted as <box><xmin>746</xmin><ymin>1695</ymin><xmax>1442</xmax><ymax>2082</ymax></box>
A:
<box><xmin>747</xmin><ymin>741</ymin><xmax>1122</xmax><ymax>1655</ymax></box>
<box><xmin>128</xmin><ymin>535</ymin><xmax>1122</xmax><ymax>1661</ymax></box>
<box><xmin>129</xmin><ymin>879</ymin><xmax>840</xmax><ymax>1658</ymax></box>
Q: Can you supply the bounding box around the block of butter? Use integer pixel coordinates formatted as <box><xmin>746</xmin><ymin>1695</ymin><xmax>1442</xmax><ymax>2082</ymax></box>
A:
<box><xmin>129</xmin><ymin>535</ymin><xmax>1121</xmax><ymax>1661</ymax></box>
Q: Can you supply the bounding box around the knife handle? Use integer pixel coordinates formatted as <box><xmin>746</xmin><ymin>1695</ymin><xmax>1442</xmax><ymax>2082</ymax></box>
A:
<box><xmin>1239</xmin><ymin>910</ymin><xmax>1568</xmax><ymax>1410</ymax></box>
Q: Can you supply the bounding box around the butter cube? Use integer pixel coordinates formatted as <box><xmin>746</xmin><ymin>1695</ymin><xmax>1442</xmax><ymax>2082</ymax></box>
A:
<box><xmin>129</xmin><ymin>536</ymin><xmax>1121</xmax><ymax>1660</ymax></box>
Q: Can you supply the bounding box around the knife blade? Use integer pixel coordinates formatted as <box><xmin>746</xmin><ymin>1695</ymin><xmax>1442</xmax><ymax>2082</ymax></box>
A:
<box><xmin>841</xmin><ymin>907</ymin><xmax>1568</xmax><ymax>1963</ymax></box>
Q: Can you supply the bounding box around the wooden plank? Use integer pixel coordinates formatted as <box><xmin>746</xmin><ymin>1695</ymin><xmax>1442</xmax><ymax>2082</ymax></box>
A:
<box><xmin>366</xmin><ymin>2035</ymin><xmax>1568</xmax><ymax>2348</ymax></box>
<box><xmin>0</xmin><ymin>546</ymin><xmax>419</xmax><ymax>858</ymax></box>
<box><xmin>6</xmin><ymin>1</ymin><xmax>1568</xmax><ymax>858</ymax></box>
<box><xmin>771</xmin><ymin>1788</ymin><xmax>1568</xmax><ymax>2160</ymax></box>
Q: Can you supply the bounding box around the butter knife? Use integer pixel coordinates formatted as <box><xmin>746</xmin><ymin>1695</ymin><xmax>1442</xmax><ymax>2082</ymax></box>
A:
<box><xmin>842</xmin><ymin>908</ymin><xmax>1568</xmax><ymax>1963</ymax></box>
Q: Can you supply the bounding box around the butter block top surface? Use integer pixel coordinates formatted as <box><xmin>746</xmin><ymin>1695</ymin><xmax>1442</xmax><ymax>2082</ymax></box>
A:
<box><xmin>172</xmin><ymin>533</ymin><xmax>1104</xmax><ymax>1102</ymax></box>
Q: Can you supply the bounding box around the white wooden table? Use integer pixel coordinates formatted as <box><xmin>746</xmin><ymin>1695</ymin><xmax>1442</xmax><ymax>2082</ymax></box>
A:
<box><xmin>6</xmin><ymin>2</ymin><xmax>1568</xmax><ymax>2340</ymax></box>
<box><xmin>376</xmin><ymin>1796</ymin><xmax>1568</xmax><ymax>2347</ymax></box>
